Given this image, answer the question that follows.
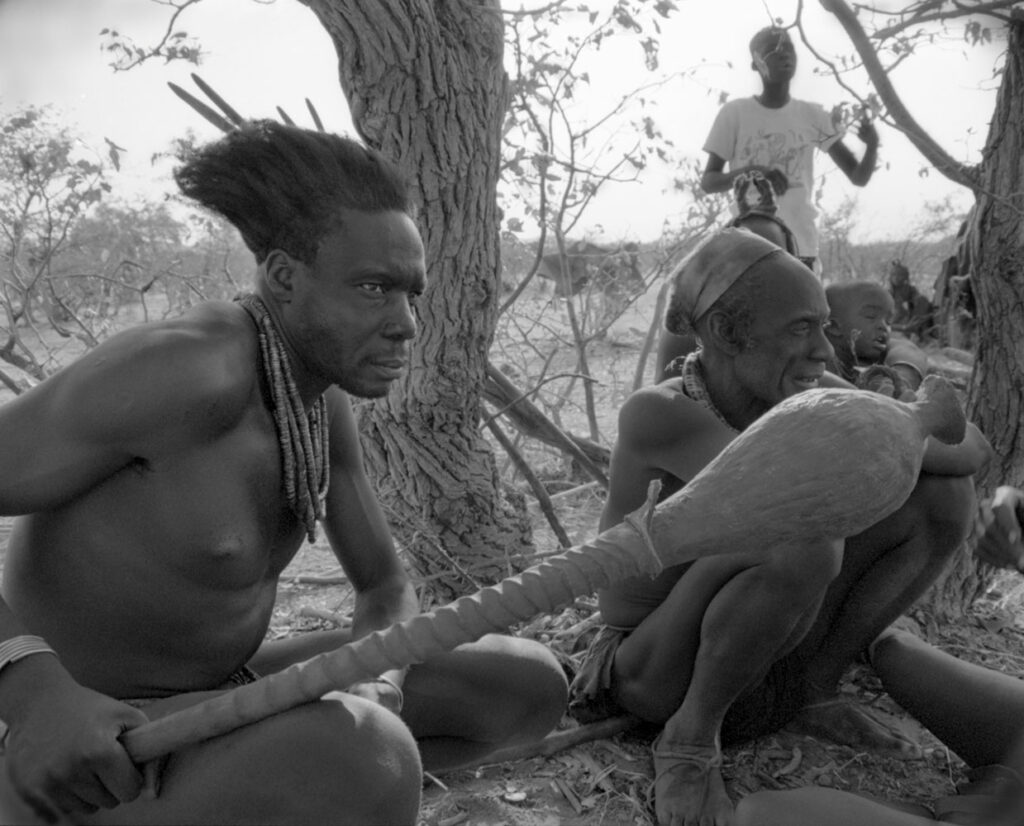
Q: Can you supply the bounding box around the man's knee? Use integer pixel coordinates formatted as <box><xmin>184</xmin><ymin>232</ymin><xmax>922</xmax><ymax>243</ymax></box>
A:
<box><xmin>857</xmin><ymin>473</ymin><xmax>976</xmax><ymax>559</ymax></box>
<box><xmin>406</xmin><ymin>634</ymin><xmax>567</xmax><ymax>744</ymax></box>
<box><xmin>472</xmin><ymin>635</ymin><xmax>568</xmax><ymax>741</ymax></box>
<box><xmin>758</xmin><ymin>539</ymin><xmax>844</xmax><ymax>607</ymax></box>
<box><xmin>167</xmin><ymin>696</ymin><xmax>421</xmax><ymax>825</ymax></box>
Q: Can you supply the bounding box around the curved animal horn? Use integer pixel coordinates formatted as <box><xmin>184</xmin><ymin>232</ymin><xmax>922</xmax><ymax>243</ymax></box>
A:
<box><xmin>121</xmin><ymin>378</ymin><xmax>964</xmax><ymax>763</ymax></box>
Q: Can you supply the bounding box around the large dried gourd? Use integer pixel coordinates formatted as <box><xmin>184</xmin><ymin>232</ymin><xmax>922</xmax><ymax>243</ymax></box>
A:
<box><xmin>122</xmin><ymin>375</ymin><xmax>965</xmax><ymax>763</ymax></box>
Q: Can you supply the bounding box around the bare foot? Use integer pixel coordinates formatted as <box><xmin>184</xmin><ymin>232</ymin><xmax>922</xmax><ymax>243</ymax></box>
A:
<box><xmin>787</xmin><ymin>696</ymin><xmax>922</xmax><ymax>757</ymax></box>
<box><xmin>651</xmin><ymin>733</ymin><xmax>733</xmax><ymax>826</ymax></box>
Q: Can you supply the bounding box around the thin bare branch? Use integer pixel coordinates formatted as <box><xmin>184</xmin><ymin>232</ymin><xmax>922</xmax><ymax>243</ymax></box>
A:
<box><xmin>483</xmin><ymin>413</ymin><xmax>572</xmax><ymax>549</ymax></box>
<box><xmin>500</xmin><ymin>1</ymin><xmax>574</xmax><ymax>18</ymax></box>
<box><xmin>818</xmin><ymin>0</ymin><xmax>981</xmax><ymax>190</ymax></box>
<box><xmin>872</xmin><ymin>0</ymin><xmax>1019</xmax><ymax>39</ymax></box>
<box><xmin>107</xmin><ymin>0</ymin><xmax>203</xmax><ymax>72</ymax></box>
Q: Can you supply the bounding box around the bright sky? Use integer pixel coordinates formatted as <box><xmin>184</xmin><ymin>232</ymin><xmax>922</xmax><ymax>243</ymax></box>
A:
<box><xmin>0</xmin><ymin>0</ymin><xmax>1004</xmax><ymax>243</ymax></box>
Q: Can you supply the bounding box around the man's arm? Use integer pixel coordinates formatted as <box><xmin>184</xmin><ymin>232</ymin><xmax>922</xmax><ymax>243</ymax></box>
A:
<box><xmin>827</xmin><ymin>118</ymin><xmax>879</xmax><ymax>187</ymax></box>
<box><xmin>700</xmin><ymin>152</ymin><xmax>789</xmax><ymax>196</ymax></box>
<box><xmin>0</xmin><ymin>308</ymin><xmax>253</xmax><ymax>515</ymax></box>
<box><xmin>976</xmin><ymin>485</ymin><xmax>1024</xmax><ymax>572</ymax></box>
<box><xmin>321</xmin><ymin>388</ymin><xmax>418</xmax><ymax>707</ymax></box>
<box><xmin>884</xmin><ymin>336</ymin><xmax>929</xmax><ymax>391</ymax></box>
<box><xmin>601</xmin><ymin>386</ymin><xmax>736</xmax><ymax>531</ymax></box>
<box><xmin>920</xmin><ymin>421</ymin><xmax>992</xmax><ymax>477</ymax></box>
<box><xmin>0</xmin><ymin>304</ymin><xmax>253</xmax><ymax>818</ymax></box>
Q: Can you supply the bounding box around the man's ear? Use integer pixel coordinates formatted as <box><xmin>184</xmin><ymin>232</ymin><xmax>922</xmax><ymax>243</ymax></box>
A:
<box><xmin>262</xmin><ymin>249</ymin><xmax>302</xmax><ymax>303</ymax></box>
<box><xmin>705</xmin><ymin>310</ymin><xmax>744</xmax><ymax>355</ymax></box>
<box><xmin>823</xmin><ymin>315</ymin><xmax>843</xmax><ymax>343</ymax></box>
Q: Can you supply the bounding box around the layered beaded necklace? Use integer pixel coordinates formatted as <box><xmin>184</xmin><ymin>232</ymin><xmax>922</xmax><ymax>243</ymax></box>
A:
<box><xmin>679</xmin><ymin>352</ymin><xmax>738</xmax><ymax>434</ymax></box>
<box><xmin>236</xmin><ymin>293</ymin><xmax>329</xmax><ymax>541</ymax></box>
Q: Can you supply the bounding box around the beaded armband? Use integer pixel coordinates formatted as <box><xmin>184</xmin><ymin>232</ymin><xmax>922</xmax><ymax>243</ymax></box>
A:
<box><xmin>0</xmin><ymin>635</ymin><xmax>57</xmax><ymax>674</ymax></box>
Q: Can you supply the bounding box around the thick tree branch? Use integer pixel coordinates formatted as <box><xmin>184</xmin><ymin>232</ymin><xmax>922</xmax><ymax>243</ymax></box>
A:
<box><xmin>819</xmin><ymin>0</ymin><xmax>982</xmax><ymax>191</ymax></box>
<box><xmin>483</xmin><ymin>364</ymin><xmax>610</xmax><ymax>487</ymax></box>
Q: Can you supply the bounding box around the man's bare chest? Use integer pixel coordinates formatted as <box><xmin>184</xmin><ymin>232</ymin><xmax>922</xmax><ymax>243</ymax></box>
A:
<box><xmin>50</xmin><ymin>422</ymin><xmax>304</xmax><ymax>587</ymax></box>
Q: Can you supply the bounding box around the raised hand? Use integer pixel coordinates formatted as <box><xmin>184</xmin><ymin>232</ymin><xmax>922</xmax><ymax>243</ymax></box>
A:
<box><xmin>857</xmin><ymin>116</ymin><xmax>879</xmax><ymax>149</ymax></box>
<box><xmin>976</xmin><ymin>485</ymin><xmax>1024</xmax><ymax>572</ymax></box>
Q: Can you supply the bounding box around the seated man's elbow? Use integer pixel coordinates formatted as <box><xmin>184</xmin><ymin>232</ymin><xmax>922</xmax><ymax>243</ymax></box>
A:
<box><xmin>951</xmin><ymin>426</ymin><xmax>994</xmax><ymax>477</ymax></box>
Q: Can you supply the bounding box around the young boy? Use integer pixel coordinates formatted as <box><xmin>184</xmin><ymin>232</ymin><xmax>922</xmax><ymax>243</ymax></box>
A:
<box><xmin>701</xmin><ymin>25</ymin><xmax>880</xmax><ymax>272</ymax></box>
<box><xmin>825</xmin><ymin>280</ymin><xmax>930</xmax><ymax>393</ymax></box>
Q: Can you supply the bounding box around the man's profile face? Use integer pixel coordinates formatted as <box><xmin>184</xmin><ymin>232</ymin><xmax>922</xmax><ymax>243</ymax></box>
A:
<box><xmin>287</xmin><ymin>208</ymin><xmax>427</xmax><ymax>398</ymax></box>
<box><xmin>732</xmin><ymin>256</ymin><xmax>832</xmax><ymax>408</ymax></box>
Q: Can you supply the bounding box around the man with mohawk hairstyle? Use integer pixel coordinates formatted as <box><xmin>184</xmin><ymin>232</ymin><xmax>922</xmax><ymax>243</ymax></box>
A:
<box><xmin>0</xmin><ymin>120</ymin><xmax>566</xmax><ymax>825</ymax></box>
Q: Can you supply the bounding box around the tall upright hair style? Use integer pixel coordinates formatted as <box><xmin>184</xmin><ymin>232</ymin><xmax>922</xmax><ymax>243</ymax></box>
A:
<box><xmin>174</xmin><ymin>120</ymin><xmax>413</xmax><ymax>264</ymax></box>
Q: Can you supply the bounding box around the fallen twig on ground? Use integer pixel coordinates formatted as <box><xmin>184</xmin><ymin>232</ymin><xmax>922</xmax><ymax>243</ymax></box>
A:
<box><xmin>476</xmin><ymin>715</ymin><xmax>641</xmax><ymax>767</ymax></box>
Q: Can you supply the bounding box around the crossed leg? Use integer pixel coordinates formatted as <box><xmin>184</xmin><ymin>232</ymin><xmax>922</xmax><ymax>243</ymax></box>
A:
<box><xmin>607</xmin><ymin>538</ymin><xmax>842</xmax><ymax>826</ymax></box>
<box><xmin>0</xmin><ymin>690</ymin><xmax>422</xmax><ymax>826</ymax></box>
<box><xmin>786</xmin><ymin>473</ymin><xmax>975</xmax><ymax>755</ymax></box>
<box><xmin>249</xmin><ymin>629</ymin><xmax>568</xmax><ymax>772</ymax></box>
<box><xmin>735</xmin><ymin>628</ymin><xmax>1024</xmax><ymax>826</ymax></box>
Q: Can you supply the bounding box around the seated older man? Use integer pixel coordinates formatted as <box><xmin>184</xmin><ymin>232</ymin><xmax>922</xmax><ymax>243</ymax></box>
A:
<box><xmin>571</xmin><ymin>229</ymin><xmax>990</xmax><ymax>826</ymax></box>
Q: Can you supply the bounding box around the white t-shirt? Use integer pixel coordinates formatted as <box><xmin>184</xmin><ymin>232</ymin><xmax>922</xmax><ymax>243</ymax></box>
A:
<box><xmin>703</xmin><ymin>96</ymin><xmax>843</xmax><ymax>258</ymax></box>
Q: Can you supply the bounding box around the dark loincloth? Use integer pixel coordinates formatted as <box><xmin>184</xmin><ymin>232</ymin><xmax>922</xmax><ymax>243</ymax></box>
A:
<box><xmin>120</xmin><ymin>664</ymin><xmax>261</xmax><ymax>708</ymax></box>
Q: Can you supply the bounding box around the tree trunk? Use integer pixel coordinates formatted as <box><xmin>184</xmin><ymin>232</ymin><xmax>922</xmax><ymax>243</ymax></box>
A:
<box><xmin>928</xmin><ymin>11</ymin><xmax>1024</xmax><ymax>618</ymax></box>
<box><xmin>304</xmin><ymin>1</ymin><xmax>532</xmax><ymax>600</ymax></box>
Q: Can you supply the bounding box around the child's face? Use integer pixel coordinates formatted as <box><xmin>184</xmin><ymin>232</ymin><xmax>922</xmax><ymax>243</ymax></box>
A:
<box><xmin>830</xmin><ymin>290</ymin><xmax>895</xmax><ymax>362</ymax></box>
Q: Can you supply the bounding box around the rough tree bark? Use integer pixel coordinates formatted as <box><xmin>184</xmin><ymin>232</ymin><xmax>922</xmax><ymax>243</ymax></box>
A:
<box><xmin>964</xmin><ymin>10</ymin><xmax>1024</xmax><ymax>546</ymax></box>
<box><xmin>822</xmin><ymin>1</ymin><xmax>1024</xmax><ymax>618</ymax></box>
<box><xmin>301</xmin><ymin>1</ymin><xmax>531</xmax><ymax>600</ymax></box>
<box><xmin>933</xmin><ymin>12</ymin><xmax>1024</xmax><ymax>618</ymax></box>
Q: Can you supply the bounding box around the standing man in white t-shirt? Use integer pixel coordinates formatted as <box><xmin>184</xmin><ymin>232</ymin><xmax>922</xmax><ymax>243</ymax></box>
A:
<box><xmin>701</xmin><ymin>26</ymin><xmax>879</xmax><ymax>272</ymax></box>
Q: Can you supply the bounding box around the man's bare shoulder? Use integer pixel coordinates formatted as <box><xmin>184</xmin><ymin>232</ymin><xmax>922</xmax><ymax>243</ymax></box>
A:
<box><xmin>48</xmin><ymin>300</ymin><xmax>259</xmax><ymax>437</ymax></box>
<box><xmin>617</xmin><ymin>379</ymin><xmax>727</xmax><ymax>450</ymax></box>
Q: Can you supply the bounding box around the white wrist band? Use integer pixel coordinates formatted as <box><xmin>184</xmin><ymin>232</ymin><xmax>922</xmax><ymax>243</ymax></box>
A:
<box><xmin>0</xmin><ymin>635</ymin><xmax>57</xmax><ymax>673</ymax></box>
